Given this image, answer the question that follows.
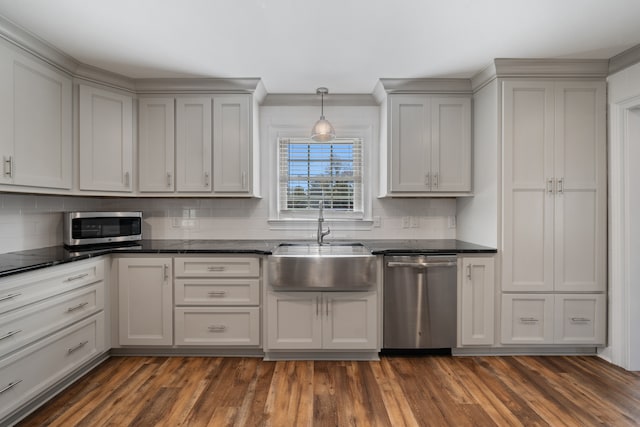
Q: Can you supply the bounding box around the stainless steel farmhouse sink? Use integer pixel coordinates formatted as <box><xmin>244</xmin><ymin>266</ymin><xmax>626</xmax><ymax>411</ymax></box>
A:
<box><xmin>268</xmin><ymin>243</ymin><xmax>377</xmax><ymax>290</ymax></box>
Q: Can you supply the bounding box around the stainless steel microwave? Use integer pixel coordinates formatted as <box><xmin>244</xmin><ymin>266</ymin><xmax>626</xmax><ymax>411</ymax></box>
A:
<box><xmin>63</xmin><ymin>211</ymin><xmax>142</xmax><ymax>247</ymax></box>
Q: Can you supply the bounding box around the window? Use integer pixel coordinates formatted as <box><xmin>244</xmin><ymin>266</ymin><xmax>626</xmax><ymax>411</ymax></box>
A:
<box><xmin>278</xmin><ymin>137</ymin><xmax>363</xmax><ymax>219</ymax></box>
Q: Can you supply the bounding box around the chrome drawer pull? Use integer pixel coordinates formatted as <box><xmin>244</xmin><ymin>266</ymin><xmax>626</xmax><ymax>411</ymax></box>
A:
<box><xmin>386</xmin><ymin>261</ymin><xmax>457</xmax><ymax>268</ymax></box>
<box><xmin>67</xmin><ymin>340</ymin><xmax>89</xmax><ymax>354</ymax></box>
<box><xmin>0</xmin><ymin>292</ymin><xmax>21</xmax><ymax>302</ymax></box>
<box><xmin>519</xmin><ymin>317</ymin><xmax>539</xmax><ymax>324</ymax></box>
<box><xmin>207</xmin><ymin>266</ymin><xmax>226</xmax><ymax>272</ymax></box>
<box><xmin>207</xmin><ymin>291</ymin><xmax>227</xmax><ymax>297</ymax></box>
<box><xmin>208</xmin><ymin>325</ymin><xmax>227</xmax><ymax>332</ymax></box>
<box><xmin>66</xmin><ymin>302</ymin><xmax>89</xmax><ymax>313</ymax></box>
<box><xmin>571</xmin><ymin>317</ymin><xmax>591</xmax><ymax>323</ymax></box>
<box><xmin>65</xmin><ymin>273</ymin><xmax>89</xmax><ymax>282</ymax></box>
<box><xmin>0</xmin><ymin>379</ymin><xmax>22</xmax><ymax>394</ymax></box>
<box><xmin>0</xmin><ymin>329</ymin><xmax>22</xmax><ymax>341</ymax></box>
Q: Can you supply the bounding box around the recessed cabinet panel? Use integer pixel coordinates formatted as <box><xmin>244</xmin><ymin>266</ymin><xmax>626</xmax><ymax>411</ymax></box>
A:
<box><xmin>322</xmin><ymin>292</ymin><xmax>377</xmax><ymax>350</ymax></box>
<box><xmin>213</xmin><ymin>95</ymin><xmax>250</xmax><ymax>193</ymax></box>
<box><xmin>501</xmin><ymin>294</ymin><xmax>554</xmax><ymax>344</ymax></box>
<box><xmin>79</xmin><ymin>85</ymin><xmax>133</xmax><ymax>192</ymax></box>
<box><xmin>175</xmin><ymin>278</ymin><xmax>260</xmax><ymax>306</ymax></box>
<box><xmin>0</xmin><ymin>41</ymin><xmax>72</xmax><ymax>189</ymax></box>
<box><xmin>139</xmin><ymin>97</ymin><xmax>175</xmax><ymax>192</ymax></box>
<box><xmin>266</xmin><ymin>292</ymin><xmax>321</xmax><ymax>349</ymax></box>
<box><xmin>554</xmin><ymin>294</ymin><xmax>605</xmax><ymax>345</ymax></box>
<box><xmin>176</xmin><ymin>97</ymin><xmax>212</xmax><ymax>193</ymax></box>
<box><xmin>459</xmin><ymin>257</ymin><xmax>495</xmax><ymax>346</ymax></box>
<box><xmin>175</xmin><ymin>307</ymin><xmax>259</xmax><ymax>346</ymax></box>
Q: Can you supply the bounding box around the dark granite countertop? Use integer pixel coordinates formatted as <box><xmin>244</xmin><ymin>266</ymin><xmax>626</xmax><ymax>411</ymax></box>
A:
<box><xmin>0</xmin><ymin>239</ymin><xmax>495</xmax><ymax>278</ymax></box>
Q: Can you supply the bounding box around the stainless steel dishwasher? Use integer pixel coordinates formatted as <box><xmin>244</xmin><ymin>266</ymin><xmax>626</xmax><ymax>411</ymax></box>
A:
<box><xmin>383</xmin><ymin>254</ymin><xmax>457</xmax><ymax>350</ymax></box>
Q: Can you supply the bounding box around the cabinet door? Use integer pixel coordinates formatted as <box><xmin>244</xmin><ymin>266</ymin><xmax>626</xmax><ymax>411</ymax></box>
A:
<box><xmin>554</xmin><ymin>294</ymin><xmax>605</xmax><ymax>345</ymax></box>
<box><xmin>322</xmin><ymin>292</ymin><xmax>377</xmax><ymax>350</ymax></box>
<box><xmin>0</xmin><ymin>42</ymin><xmax>72</xmax><ymax>189</ymax></box>
<box><xmin>176</xmin><ymin>97</ymin><xmax>212</xmax><ymax>192</ymax></box>
<box><xmin>501</xmin><ymin>293</ymin><xmax>554</xmax><ymax>344</ymax></box>
<box><xmin>553</xmin><ymin>82</ymin><xmax>607</xmax><ymax>292</ymax></box>
<box><xmin>138</xmin><ymin>97</ymin><xmax>175</xmax><ymax>192</ymax></box>
<box><xmin>430</xmin><ymin>97</ymin><xmax>471</xmax><ymax>192</ymax></box>
<box><xmin>79</xmin><ymin>85</ymin><xmax>133</xmax><ymax>192</ymax></box>
<box><xmin>502</xmin><ymin>81</ymin><xmax>555</xmax><ymax>292</ymax></box>
<box><xmin>389</xmin><ymin>95</ymin><xmax>430</xmax><ymax>192</ymax></box>
<box><xmin>213</xmin><ymin>95</ymin><xmax>251</xmax><ymax>193</ymax></box>
<box><xmin>118</xmin><ymin>258</ymin><xmax>172</xmax><ymax>345</ymax></box>
<box><xmin>266</xmin><ymin>292</ymin><xmax>322</xmax><ymax>349</ymax></box>
<box><xmin>459</xmin><ymin>257</ymin><xmax>495</xmax><ymax>346</ymax></box>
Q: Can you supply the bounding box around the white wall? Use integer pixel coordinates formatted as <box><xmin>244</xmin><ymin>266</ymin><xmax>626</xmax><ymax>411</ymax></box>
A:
<box><xmin>606</xmin><ymin>61</ymin><xmax>640</xmax><ymax>370</ymax></box>
<box><xmin>0</xmin><ymin>103</ymin><xmax>458</xmax><ymax>252</ymax></box>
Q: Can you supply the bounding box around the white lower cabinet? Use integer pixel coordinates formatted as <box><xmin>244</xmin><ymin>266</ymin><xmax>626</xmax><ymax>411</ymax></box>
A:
<box><xmin>459</xmin><ymin>257</ymin><xmax>495</xmax><ymax>346</ymax></box>
<box><xmin>118</xmin><ymin>258</ymin><xmax>173</xmax><ymax>346</ymax></box>
<box><xmin>501</xmin><ymin>293</ymin><xmax>605</xmax><ymax>345</ymax></box>
<box><xmin>174</xmin><ymin>256</ymin><xmax>261</xmax><ymax>348</ymax></box>
<box><xmin>266</xmin><ymin>291</ymin><xmax>377</xmax><ymax>350</ymax></box>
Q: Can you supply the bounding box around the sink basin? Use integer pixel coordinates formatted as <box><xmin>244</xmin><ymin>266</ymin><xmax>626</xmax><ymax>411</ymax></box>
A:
<box><xmin>269</xmin><ymin>243</ymin><xmax>377</xmax><ymax>290</ymax></box>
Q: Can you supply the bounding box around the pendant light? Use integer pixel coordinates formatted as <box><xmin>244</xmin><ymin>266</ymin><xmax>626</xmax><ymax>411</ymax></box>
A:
<box><xmin>311</xmin><ymin>87</ymin><xmax>335</xmax><ymax>142</ymax></box>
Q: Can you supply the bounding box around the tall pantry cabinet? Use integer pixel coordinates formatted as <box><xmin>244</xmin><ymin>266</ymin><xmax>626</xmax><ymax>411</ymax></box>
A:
<box><xmin>459</xmin><ymin>60</ymin><xmax>608</xmax><ymax>348</ymax></box>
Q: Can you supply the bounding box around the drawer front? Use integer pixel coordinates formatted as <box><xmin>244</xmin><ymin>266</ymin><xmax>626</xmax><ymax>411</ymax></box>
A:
<box><xmin>0</xmin><ymin>313</ymin><xmax>105</xmax><ymax>420</ymax></box>
<box><xmin>174</xmin><ymin>257</ymin><xmax>259</xmax><ymax>278</ymax></box>
<box><xmin>554</xmin><ymin>294</ymin><xmax>606</xmax><ymax>345</ymax></box>
<box><xmin>0</xmin><ymin>283</ymin><xmax>104</xmax><ymax>358</ymax></box>
<box><xmin>175</xmin><ymin>279</ymin><xmax>259</xmax><ymax>306</ymax></box>
<box><xmin>501</xmin><ymin>294</ymin><xmax>554</xmax><ymax>344</ymax></box>
<box><xmin>175</xmin><ymin>307</ymin><xmax>260</xmax><ymax>346</ymax></box>
<box><xmin>0</xmin><ymin>258</ymin><xmax>105</xmax><ymax>315</ymax></box>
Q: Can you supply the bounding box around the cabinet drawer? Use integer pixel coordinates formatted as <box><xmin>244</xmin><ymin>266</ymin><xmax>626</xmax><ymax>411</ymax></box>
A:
<box><xmin>0</xmin><ymin>283</ymin><xmax>103</xmax><ymax>358</ymax></box>
<box><xmin>175</xmin><ymin>279</ymin><xmax>259</xmax><ymax>306</ymax></box>
<box><xmin>0</xmin><ymin>313</ymin><xmax>105</xmax><ymax>420</ymax></box>
<box><xmin>0</xmin><ymin>258</ymin><xmax>104</xmax><ymax>315</ymax></box>
<box><xmin>175</xmin><ymin>307</ymin><xmax>259</xmax><ymax>346</ymax></box>
<box><xmin>554</xmin><ymin>294</ymin><xmax>606</xmax><ymax>345</ymax></box>
<box><xmin>174</xmin><ymin>257</ymin><xmax>259</xmax><ymax>278</ymax></box>
<box><xmin>501</xmin><ymin>294</ymin><xmax>554</xmax><ymax>344</ymax></box>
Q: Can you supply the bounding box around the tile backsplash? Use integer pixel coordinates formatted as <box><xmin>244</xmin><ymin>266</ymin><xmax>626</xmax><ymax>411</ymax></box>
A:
<box><xmin>0</xmin><ymin>193</ymin><xmax>456</xmax><ymax>253</ymax></box>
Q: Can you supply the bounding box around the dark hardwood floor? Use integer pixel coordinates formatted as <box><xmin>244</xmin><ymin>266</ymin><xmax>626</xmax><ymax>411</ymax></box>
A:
<box><xmin>17</xmin><ymin>355</ymin><xmax>640</xmax><ymax>426</ymax></box>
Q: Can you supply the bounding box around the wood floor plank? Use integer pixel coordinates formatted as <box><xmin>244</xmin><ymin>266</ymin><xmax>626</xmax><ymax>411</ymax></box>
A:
<box><xmin>15</xmin><ymin>355</ymin><xmax>640</xmax><ymax>427</ymax></box>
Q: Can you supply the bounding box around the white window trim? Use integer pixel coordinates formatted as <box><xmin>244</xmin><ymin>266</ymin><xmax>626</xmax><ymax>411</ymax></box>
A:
<box><xmin>268</xmin><ymin>125</ymin><xmax>373</xmax><ymax>228</ymax></box>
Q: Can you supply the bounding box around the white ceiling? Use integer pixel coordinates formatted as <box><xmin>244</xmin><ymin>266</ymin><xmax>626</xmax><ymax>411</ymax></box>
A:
<box><xmin>1</xmin><ymin>0</ymin><xmax>640</xmax><ymax>94</ymax></box>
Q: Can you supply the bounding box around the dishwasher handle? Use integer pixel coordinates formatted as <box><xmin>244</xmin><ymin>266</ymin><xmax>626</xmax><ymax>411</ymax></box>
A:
<box><xmin>386</xmin><ymin>260</ymin><xmax>457</xmax><ymax>268</ymax></box>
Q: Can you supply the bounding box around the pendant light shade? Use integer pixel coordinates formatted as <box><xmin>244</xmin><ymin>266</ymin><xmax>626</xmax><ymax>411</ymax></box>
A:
<box><xmin>311</xmin><ymin>87</ymin><xmax>335</xmax><ymax>142</ymax></box>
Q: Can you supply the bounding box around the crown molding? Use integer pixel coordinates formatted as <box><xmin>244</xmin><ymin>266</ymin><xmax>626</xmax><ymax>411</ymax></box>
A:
<box><xmin>609</xmin><ymin>44</ymin><xmax>640</xmax><ymax>75</ymax></box>
<box><xmin>75</xmin><ymin>63</ymin><xmax>136</xmax><ymax>92</ymax></box>
<box><xmin>0</xmin><ymin>15</ymin><xmax>79</xmax><ymax>75</ymax></box>
<box><xmin>261</xmin><ymin>93</ymin><xmax>377</xmax><ymax>107</ymax></box>
<box><xmin>493</xmin><ymin>58</ymin><xmax>609</xmax><ymax>78</ymax></box>
<box><xmin>377</xmin><ymin>78</ymin><xmax>472</xmax><ymax>95</ymax></box>
<box><xmin>134</xmin><ymin>77</ymin><xmax>264</xmax><ymax>95</ymax></box>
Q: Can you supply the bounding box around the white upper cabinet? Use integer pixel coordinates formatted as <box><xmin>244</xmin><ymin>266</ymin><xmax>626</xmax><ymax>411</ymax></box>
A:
<box><xmin>79</xmin><ymin>84</ymin><xmax>133</xmax><ymax>192</ymax></box>
<box><xmin>502</xmin><ymin>80</ymin><xmax>606</xmax><ymax>293</ymax></box>
<box><xmin>387</xmin><ymin>94</ymin><xmax>471</xmax><ymax>195</ymax></box>
<box><xmin>0</xmin><ymin>41</ymin><xmax>72</xmax><ymax>189</ymax></box>
<box><xmin>176</xmin><ymin>97</ymin><xmax>212</xmax><ymax>193</ymax></box>
<box><xmin>138</xmin><ymin>97</ymin><xmax>175</xmax><ymax>192</ymax></box>
<box><xmin>213</xmin><ymin>95</ymin><xmax>251</xmax><ymax>193</ymax></box>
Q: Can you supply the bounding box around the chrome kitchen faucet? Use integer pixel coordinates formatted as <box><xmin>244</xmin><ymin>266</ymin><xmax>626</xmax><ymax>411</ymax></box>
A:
<box><xmin>317</xmin><ymin>201</ymin><xmax>331</xmax><ymax>245</ymax></box>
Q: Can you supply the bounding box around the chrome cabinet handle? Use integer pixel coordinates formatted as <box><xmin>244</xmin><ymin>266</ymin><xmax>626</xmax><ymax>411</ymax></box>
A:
<box><xmin>326</xmin><ymin>298</ymin><xmax>329</xmax><ymax>316</ymax></box>
<box><xmin>547</xmin><ymin>178</ymin><xmax>554</xmax><ymax>193</ymax></box>
<box><xmin>316</xmin><ymin>296</ymin><xmax>320</xmax><ymax>316</ymax></box>
<box><xmin>571</xmin><ymin>317</ymin><xmax>591</xmax><ymax>323</ymax></box>
<box><xmin>0</xmin><ymin>329</ymin><xmax>22</xmax><ymax>341</ymax></box>
<box><xmin>66</xmin><ymin>302</ymin><xmax>89</xmax><ymax>313</ymax></box>
<box><xmin>65</xmin><ymin>273</ymin><xmax>88</xmax><ymax>282</ymax></box>
<box><xmin>557</xmin><ymin>178</ymin><xmax>564</xmax><ymax>194</ymax></box>
<box><xmin>0</xmin><ymin>292</ymin><xmax>21</xmax><ymax>302</ymax></box>
<box><xmin>163</xmin><ymin>264</ymin><xmax>169</xmax><ymax>281</ymax></box>
<box><xmin>67</xmin><ymin>340</ymin><xmax>89</xmax><ymax>354</ymax></box>
<box><xmin>0</xmin><ymin>379</ymin><xmax>22</xmax><ymax>394</ymax></box>
<box><xmin>167</xmin><ymin>172</ymin><xmax>172</xmax><ymax>187</ymax></box>
<box><xmin>424</xmin><ymin>174</ymin><xmax>430</xmax><ymax>187</ymax></box>
<box><xmin>208</xmin><ymin>325</ymin><xmax>227</xmax><ymax>332</ymax></box>
<box><xmin>207</xmin><ymin>266</ymin><xmax>225</xmax><ymax>272</ymax></box>
<box><xmin>124</xmin><ymin>171</ymin><xmax>130</xmax><ymax>187</ymax></box>
<box><xmin>207</xmin><ymin>290</ymin><xmax>227</xmax><ymax>297</ymax></box>
<box><xmin>433</xmin><ymin>173</ymin><xmax>438</xmax><ymax>189</ymax></box>
<box><xmin>3</xmin><ymin>156</ymin><xmax>13</xmax><ymax>178</ymax></box>
<box><xmin>204</xmin><ymin>172</ymin><xmax>210</xmax><ymax>186</ymax></box>
<box><xmin>241</xmin><ymin>171</ymin><xmax>247</xmax><ymax>188</ymax></box>
<box><xmin>467</xmin><ymin>264</ymin><xmax>472</xmax><ymax>280</ymax></box>
<box><xmin>519</xmin><ymin>317</ymin><xmax>539</xmax><ymax>324</ymax></box>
